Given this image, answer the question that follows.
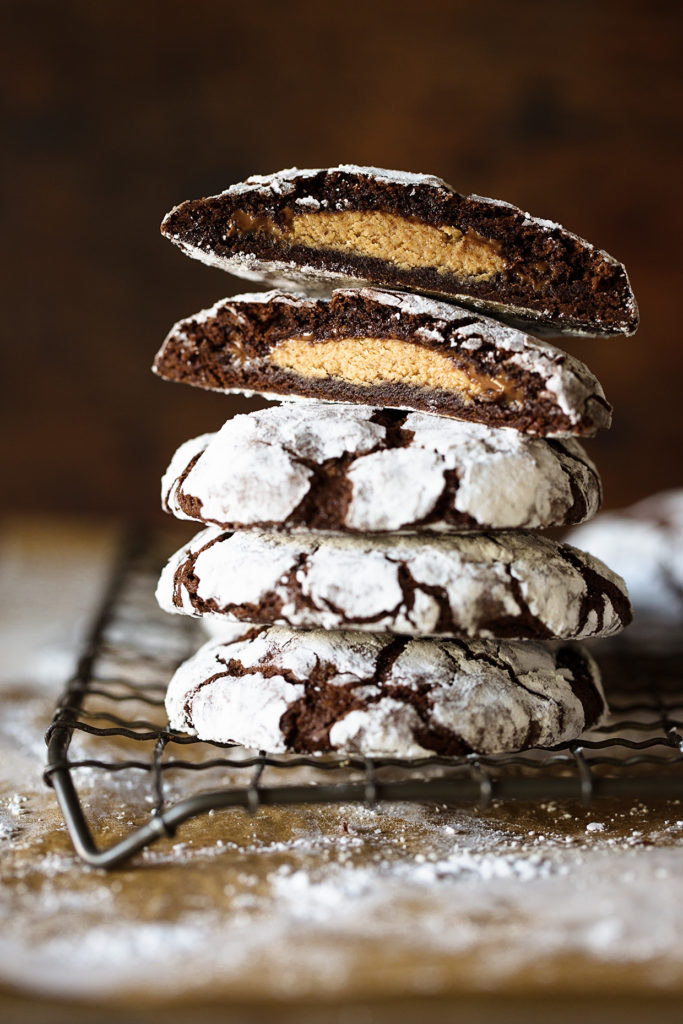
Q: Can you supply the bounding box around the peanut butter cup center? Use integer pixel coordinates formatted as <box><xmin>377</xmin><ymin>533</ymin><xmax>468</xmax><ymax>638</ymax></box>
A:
<box><xmin>270</xmin><ymin>336</ymin><xmax>521</xmax><ymax>400</ymax></box>
<box><xmin>232</xmin><ymin>209</ymin><xmax>506</xmax><ymax>279</ymax></box>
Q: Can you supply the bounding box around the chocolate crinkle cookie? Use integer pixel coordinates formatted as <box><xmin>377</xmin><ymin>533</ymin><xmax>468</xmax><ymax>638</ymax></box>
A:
<box><xmin>153</xmin><ymin>289</ymin><xmax>612</xmax><ymax>437</ymax></box>
<box><xmin>155</xmin><ymin>527</ymin><xmax>632</xmax><ymax>641</ymax></box>
<box><xmin>160</xmin><ymin>165</ymin><xmax>638</xmax><ymax>337</ymax></box>
<box><xmin>165</xmin><ymin>627</ymin><xmax>607</xmax><ymax>756</ymax></box>
<box><xmin>567</xmin><ymin>489</ymin><xmax>683</xmax><ymax>644</ymax></box>
<box><xmin>161</xmin><ymin>404</ymin><xmax>602</xmax><ymax>534</ymax></box>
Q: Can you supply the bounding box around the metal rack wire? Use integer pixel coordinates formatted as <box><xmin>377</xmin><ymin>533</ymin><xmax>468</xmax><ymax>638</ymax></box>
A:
<box><xmin>44</xmin><ymin>535</ymin><xmax>683</xmax><ymax>869</ymax></box>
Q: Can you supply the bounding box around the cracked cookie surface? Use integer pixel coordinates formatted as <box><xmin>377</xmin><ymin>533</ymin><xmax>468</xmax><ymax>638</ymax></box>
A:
<box><xmin>160</xmin><ymin>165</ymin><xmax>638</xmax><ymax>337</ymax></box>
<box><xmin>153</xmin><ymin>288</ymin><xmax>612</xmax><ymax>437</ymax></box>
<box><xmin>162</xmin><ymin>404</ymin><xmax>602</xmax><ymax>533</ymax></box>
<box><xmin>165</xmin><ymin>627</ymin><xmax>606</xmax><ymax>755</ymax></box>
<box><xmin>156</xmin><ymin>528</ymin><xmax>631</xmax><ymax>640</ymax></box>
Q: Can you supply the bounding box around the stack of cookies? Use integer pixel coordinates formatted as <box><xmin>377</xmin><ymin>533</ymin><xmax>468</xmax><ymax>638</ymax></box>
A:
<box><xmin>154</xmin><ymin>166</ymin><xmax>636</xmax><ymax>757</ymax></box>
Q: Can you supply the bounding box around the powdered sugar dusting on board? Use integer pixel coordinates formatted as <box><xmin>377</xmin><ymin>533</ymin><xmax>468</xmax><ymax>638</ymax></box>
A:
<box><xmin>5</xmin><ymin>788</ymin><xmax>683</xmax><ymax>999</ymax></box>
<box><xmin>2</xmin><ymin>526</ymin><xmax>683</xmax><ymax>1002</ymax></box>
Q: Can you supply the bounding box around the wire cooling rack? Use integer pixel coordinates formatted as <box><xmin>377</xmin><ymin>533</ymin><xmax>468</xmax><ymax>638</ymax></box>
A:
<box><xmin>44</xmin><ymin>534</ymin><xmax>683</xmax><ymax>869</ymax></box>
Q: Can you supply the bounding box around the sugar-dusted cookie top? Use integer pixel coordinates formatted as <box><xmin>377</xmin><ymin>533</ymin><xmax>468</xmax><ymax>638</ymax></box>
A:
<box><xmin>161</xmin><ymin>166</ymin><xmax>638</xmax><ymax>337</ymax></box>
<box><xmin>162</xmin><ymin>404</ymin><xmax>602</xmax><ymax>533</ymax></box>
<box><xmin>156</xmin><ymin>527</ymin><xmax>632</xmax><ymax>641</ymax></box>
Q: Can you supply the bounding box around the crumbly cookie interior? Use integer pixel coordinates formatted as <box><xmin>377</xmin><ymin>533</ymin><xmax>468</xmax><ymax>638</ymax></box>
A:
<box><xmin>232</xmin><ymin>209</ymin><xmax>506</xmax><ymax>279</ymax></box>
<box><xmin>269</xmin><ymin>337</ymin><xmax>522</xmax><ymax>400</ymax></box>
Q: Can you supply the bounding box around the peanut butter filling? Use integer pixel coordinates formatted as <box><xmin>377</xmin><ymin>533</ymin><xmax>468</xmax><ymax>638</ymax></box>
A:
<box><xmin>270</xmin><ymin>337</ymin><xmax>523</xmax><ymax>401</ymax></box>
<box><xmin>232</xmin><ymin>209</ymin><xmax>505</xmax><ymax>279</ymax></box>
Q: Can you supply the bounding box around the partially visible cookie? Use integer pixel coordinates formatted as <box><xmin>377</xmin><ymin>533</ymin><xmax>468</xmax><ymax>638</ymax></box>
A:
<box><xmin>567</xmin><ymin>489</ymin><xmax>683</xmax><ymax>637</ymax></box>
<box><xmin>160</xmin><ymin>165</ymin><xmax>638</xmax><ymax>337</ymax></box>
<box><xmin>156</xmin><ymin>527</ymin><xmax>631</xmax><ymax>640</ymax></box>
<box><xmin>153</xmin><ymin>289</ymin><xmax>612</xmax><ymax>437</ymax></box>
<box><xmin>162</xmin><ymin>404</ymin><xmax>602</xmax><ymax>533</ymax></box>
<box><xmin>165</xmin><ymin>627</ymin><xmax>606</xmax><ymax>756</ymax></box>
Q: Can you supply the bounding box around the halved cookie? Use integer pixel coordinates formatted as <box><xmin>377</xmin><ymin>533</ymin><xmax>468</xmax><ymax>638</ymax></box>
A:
<box><xmin>153</xmin><ymin>289</ymin><xmax>611</xmax><ymax>437</ymax></box>
<box><xmin>165</xmin><ymin>628</ymin><xmax>606</xmax><ymax>756</ymax></box>
<box><xmin>160</xmin><ymin>165</ymin><xmax>638</xmax><ymax>337</ymax></box>
<box><xmin>156</xmin><ymin>527</ymin><xmax>632</xmax><ymax>641</ymax></box>
<box><xmin>162</xmin><ymin>405</ymin><xmax>602</xmax><ymax>533</ymax></box>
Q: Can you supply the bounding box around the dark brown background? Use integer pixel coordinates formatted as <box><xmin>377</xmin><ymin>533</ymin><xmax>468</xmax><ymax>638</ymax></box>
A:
<box><xmin>3</xmin><ymin>0</ymin><xmax>682</xmax><ymax>524</ymax></box>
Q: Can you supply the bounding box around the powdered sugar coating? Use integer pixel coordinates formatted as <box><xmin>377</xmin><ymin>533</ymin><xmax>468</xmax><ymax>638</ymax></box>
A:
<box><xmin>161</xmin><ymin>165</ymin><xmax>638</xmax><ymax>337</ymax></box>
<box><xmin>184</xmin><ymin>289</ymin><xmax>313</xmax><ymax>327</ymax></box>
<box><xmin>567</xmin><ymin>489</ymin><xmax>683</xmax><ymax>634</ymax></box>
<box><xmin>354</xmin><ymin>290</ymin><xmax>608</xmax><ymax>425</ymax></box>
<box><xmin>156</xmin><ymin>288</ymin><xmax>611</xmax><ymax>437</ymax></box>
<box><xmin>353</xmin><ymin>290</ymin><xmax>608</xmax><ymax>427</ymax></box>
<box><xmin>162</xmin><ymin>404</ymin><xmax>601</xmax><ymax>533</ymax></box>
<box><xmin>165</xmin><ymin>628</ymin><xmax>605</xmax><ymax>756</ymax></box>
<box><xmin>220</xmin><ymin>165</ymin><xmax>449</xmax><ymax>200</ymax></box>
<box><xmin>156</xmin><ymin>528</ymin><xmax>631</xmax><ymax>640</ymax></box>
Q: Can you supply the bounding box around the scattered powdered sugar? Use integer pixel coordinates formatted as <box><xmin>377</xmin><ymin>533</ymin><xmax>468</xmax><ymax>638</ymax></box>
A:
<box><xmin>6</xmin><ymin>787</ymin><xmax>683</xmax><ymax>1000</ymax></box>
<box><xmin>263</xmin><ymin>826</ymin><xmax>683</xmax><ymax>981</ymax></box>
